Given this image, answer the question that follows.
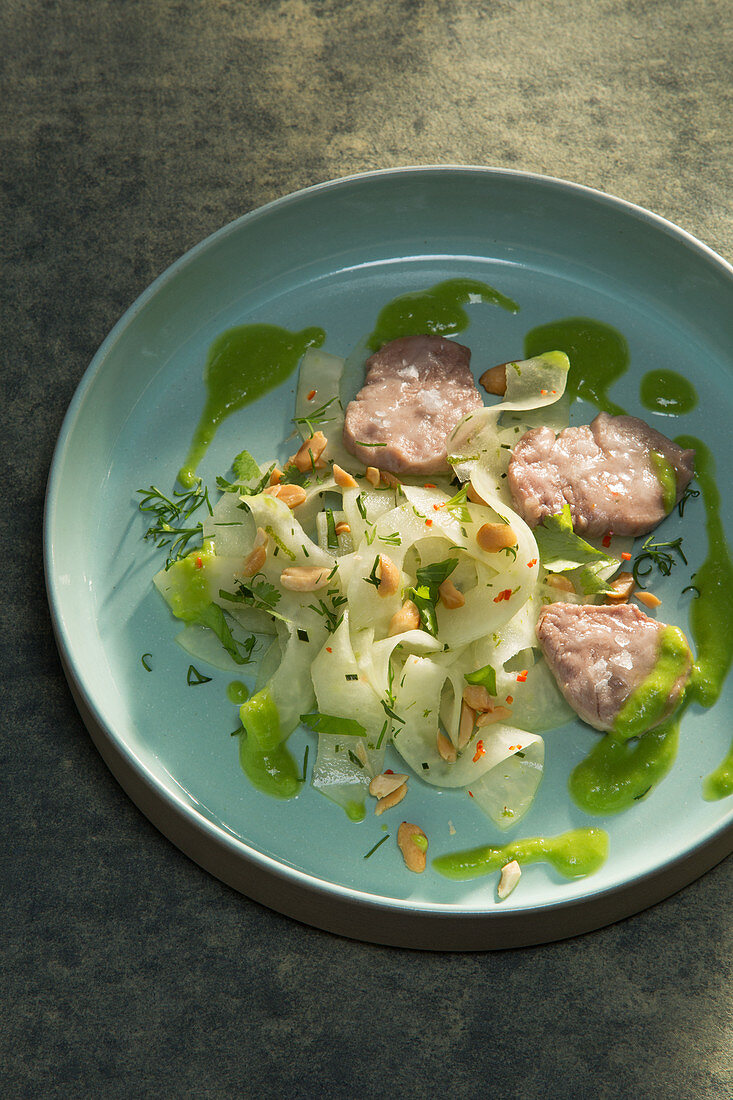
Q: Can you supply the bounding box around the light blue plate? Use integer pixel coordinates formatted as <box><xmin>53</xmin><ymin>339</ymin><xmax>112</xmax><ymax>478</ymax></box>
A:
<box><xmin>44</xmin><ymin>168</ymin><xmax>733</xmax><ymax>948</ymax></box>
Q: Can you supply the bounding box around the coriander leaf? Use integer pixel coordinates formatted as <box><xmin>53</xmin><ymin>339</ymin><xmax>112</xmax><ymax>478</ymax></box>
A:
<box><xmin>195</xmin><ymin>602</ymin><xmax>254</xmax><ymax>665</ymax></box>
<box><xmin>233</xmin><ymin>449</ymin><xmax>262</xmax><ymax>482</ymax></box>
<box><xmin>535</xmin><ymin>504</ymin><xmax>616</xmax><ymax>594</ymax></box>
<box><xmin>407</xmin><ymin>557</ymin><xmax>459</xmax><ymax>636</ymax></box>
<box><xmin>299</xmin><ymin>712</ymin><xmax>367</xmax><ymax>738</ymax></box>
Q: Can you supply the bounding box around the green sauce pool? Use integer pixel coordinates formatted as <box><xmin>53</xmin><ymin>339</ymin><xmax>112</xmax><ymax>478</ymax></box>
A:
<box><xmin>433</xmin><ymin>828</ymin><xmax>608</xmax><ymax>881</ymax></box>
<box><xmin>640</xmin><ymin>369</ymin><xmax>698</xmax><ymax>415</ymax></box>
<box><xmin>367</xmin><ymin>278</ymin><xmax>519</xmax><ymax>351</ymax></box>
<box><xmin>178</xmin><ymin>323</ymin><xmax>325</xmax><ymax>487</ymax></box>
<box><xmin>570</xmin><ymin>716</ymin><xmax>681</xmax><ymax>815</ymax></box>
<box><xmin>524</xmin><ymin>317</ymin><xmax>629</xmax><ymax>414</ymax></box>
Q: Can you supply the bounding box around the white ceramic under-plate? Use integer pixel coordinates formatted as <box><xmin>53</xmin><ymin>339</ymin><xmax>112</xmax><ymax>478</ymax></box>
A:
<box><xmin>45</xmin><ymin>168</ymin><xmax>733</xmax><ymax>949</ymax></box>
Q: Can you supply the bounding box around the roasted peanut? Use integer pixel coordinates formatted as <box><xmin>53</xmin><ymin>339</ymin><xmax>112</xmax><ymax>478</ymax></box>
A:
<box><xmin>369</xmin><ymin>772</ymin><xmax>409</xmax><ymax>799</ymax></box>
<box><xmin>479</xmin><ymin>363</ymin><xmax>509</xmax><ymax>396</ymax></box>
<box><xmin>476</xmin><ymin>522</ymin><xmax>518</xmax><ymax>553</ymax></box>
<box><xmin>375</xmin><ymin>782</ymin><xmax>407</xmax><ymax>816</ymax></box>
<box><xmin>397</xmin><ymin>822</ymin><xmax>428</xmax><ymax>872</ymax></box>
<box><xmin>387</xmin><ymin>599</ymin><xmax>420</xmax><ymax>636</ymax></box>
<box><xmin>497</xmin><ymin>859</ymin><xmax>521</xmax><ymax>899</ymax></box>
<box><xmin>293</xmin><ymin>431</ymin><xmax>328</xmax><ymax>473</ymax></box>
<box><xmin>377</xmin><ymin>554</ymin><xmax>400</xmax><ymax>598</ymax></box>
<box><xmin>436</xmin><ymin>731</ymin><xmax>457</xmax><ymax>763</ymax></box>
<box><xmin>333</xmin><ymin>463</ymin><xmax>358</xmax><ymax>489</ymax></box>
<box><xmin>458</xmin><ymin>701</ymin><xmax>475</xmax><ymax>749</ymax></box>
<box><xmin>462</xmin><ymin>684</ymin><xmax>494</xmax><ymax>712</ymax></box>
<box><xmin>365</xmin><ymin>466</ymin><xmax>381</xmax><ymax>487</ymax></box>
<box><xmin>439</xmin><ymin>577</ymin><xmax>465</xmax><ymax>609</ymax></box>
<box><xmin>279</xmin><ymin>566</ymin><xmax>332</xmax><ymax>592</ymax></box>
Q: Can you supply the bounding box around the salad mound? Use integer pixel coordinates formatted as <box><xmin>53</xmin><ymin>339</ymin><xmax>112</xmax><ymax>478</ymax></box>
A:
<box><xmin>149</xmin><ymin>345</ymin><xmax>633</xmax><ymax>828</ymax></box>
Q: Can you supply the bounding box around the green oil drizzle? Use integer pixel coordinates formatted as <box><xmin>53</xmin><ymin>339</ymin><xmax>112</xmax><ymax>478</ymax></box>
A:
<box><xmin>640</xmin><ymin>369</ymin><xmax>698</xmax><ymax>415</ymax></box>
<box><xmin>703</xmin><ymin>743</ymin><xmax>733</xmax><ymax>800</ymax></box>
<box><xmin>524</xmin><ymin>317</ymin><xmax>629</xmax><ymax>414</ymax></box>
<box><xmin>238</xmin><ymin>733</ymin><xmax>303</xmax><ymax>800</ymax></box>
<box><xmin>178</xmin><ymin>323</ymin><xmax>325</xmax><ymax>487</ymax></box>
<box><xmin>611</xmin><ymin>626</ymin><xmax>691</xmax><ymax>741</ymax></box>
<box><xmin>433</xmin><ymin>827</ymin><xmax>608</xmax><ymax>881</ymax></box>
<box><xmin>367</xmin><ymin>278</ymin><xmax>519</xmax><ymax>351</ymax></box>
<box><xmin>650</xmin><ymin>451</ymin><xmax>677</xmax><ymax>514</ymax></box>
<box><xmin>227</xmin><ymin>680</ymin><xmax>250</xmax><ymax>704</ymax></box>
<box><xmin>570</xmin><ymin>716</ymin><xmax>681</xmax><ymax>815</ymax></box>
<box><xmin>674</xmin><ymin>435</ymin><xmax>733</xmax><ymax>710</ymax></box>
<box><xmin>674</xmin><ymin>435</ymin><xmax>733</xmax><ymax>800</ymax></box>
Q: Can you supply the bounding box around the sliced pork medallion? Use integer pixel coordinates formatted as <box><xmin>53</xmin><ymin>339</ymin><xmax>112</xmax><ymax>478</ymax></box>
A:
<box><xmin>508</xmin><ymin>412</ymin><xmax>695</xmax><ymax>538</ymax></box>
<box><xmin>536</xmin><ymin>602</ymin><xmax>692</xmax><ymax>737</ymax></box>
<box><xmin>343</xmin><ymin>334</ymin><xmax>484</xmax><ymax>475</ymax></box>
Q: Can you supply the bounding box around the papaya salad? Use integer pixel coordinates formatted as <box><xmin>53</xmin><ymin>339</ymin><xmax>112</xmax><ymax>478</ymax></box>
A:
<box><xmin>143</xmin><ymin>344</ymin><xmax>635</xmax><ymax>832</ymax></box>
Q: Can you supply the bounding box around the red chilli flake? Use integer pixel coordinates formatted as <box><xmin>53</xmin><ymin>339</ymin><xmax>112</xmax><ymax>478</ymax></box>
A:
<box><xmin>425</xmin><ymin>518</ymin><xmax>433</xmax><ymax>527</ymax></box>
<box><xmin>527</xmin><ymin>558</ymin><xmax>537</xmax><ymax>568</ymax></box>
<box><xmin>540</xmin><ymin>389</ymin><xmax>548</xmax><ymax>396</ymax></box>
<box><xmin>468</xmin><ymin>790</ymin><xmax>474</xmax><ymax>798</ymax></box>
<box><xmin>326</xmin><ymin>647</ymin><xmax>332</xmax><ymax>653</ymax></box>
<box><xmin>505</xmin><ymin>695</ymin><xmax>513</xmax><ymax>704</ymax></box>
<box><xmin>602</xmin><ymin>531</ymin><xmax>613</xmax><ymax>548</ymax></box>
<box><xmin>516</xmin><ymin>670</ymin><xmax>528</xmax><ymax>683</ymax></box>
<box><xmin>472</xmin><ymin>740</ymin><xmax>485</xmax><ymax>763</ymax></box>
<box><xmin>424</xmin><ymin>483</ymin><xmax>437</xmax><ymax>489</ymax></box>
<box><xmin>433</xmin><ymin>503</ymin><xmax>443</xmax><ymax>511</ymax></box>
<box><xmin>493</xmin><ymin>588</ymin><xmax>512</xmax><ymax>603</ymax></box>
<box><xmin>307</xmin><ymin>389</ymin><xmax>316</xmax><ymax>401</ymax></box>
<box><xmin>384</xmin><ymin>769</ymin><xmax>394</xmax><ymax>775</ymax></box>
<box><xmin>195</xmin><ymin>556</ymin><xmax>203</xmax><ymax>569</ymax></box>
<box><xmin>621</xmin><ymin>551</ymin><xmax>632</xmax><ymax>560</ymax></box>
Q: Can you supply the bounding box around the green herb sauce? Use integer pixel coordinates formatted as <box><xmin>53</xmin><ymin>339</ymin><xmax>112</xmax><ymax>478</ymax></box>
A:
<box><xmin>367</xmin><ymin>278</ymin><xmax>519</xmax><ymax>352</ymax></box>
<box><xmin>570</xmin><ymin>716</ymin><xmax>680</xmax><ymax>815</ymax></box>
<box><xmin>673</xmin><ymin>436</ymin><xmax>733</xmax><ymax>801</ymax></box>
<box><xmin>433</xmin><ymin>827</ymin><xmax>608</xmax><ymax>880</ymax></box>
<box><xmin>227</xmin><ymin>680</ymin><xmax>250</xmax><ymax>704</ymax></box>
<box><xmin>649</xmin><ymin>450</ymin><xmax>677</xmax><ymax>514</ymax></box>
<box><xmin>238</xmin><ymin>732</ymin><xmax>303</xmax><ymax>800</ymax></box>
<box><xmin>611</xmin><ymin>626</ymin><xmax>691</xmax><ymax>741</ymax></box>
<box><xmin>524</xmin><ymin>317</ymin><xmax>629</xmax><ymax>414</ymax></box>
<box><xmin>178</xmin><ymin>323</ymin><xmax>325</xmax><ymax>487</ymax></box>
<box><xmin>674</xmin><ymin>436</ymin><xmax>733</xmax><ymax>710</ymax></box>
<box><xmin>703</xmin><ymin>743</ymin><xmax>733</xmax><ymax>801</ymax></box>
<box><xmin>640</xmin><ymin>369</ymin><xmax>698</xmax><ymax>415</ymax></box>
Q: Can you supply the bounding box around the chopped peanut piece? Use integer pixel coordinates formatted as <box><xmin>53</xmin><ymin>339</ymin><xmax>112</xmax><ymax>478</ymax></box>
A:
<box><xmin>280</xmin><ymin>566</ymin><xmax>332</xmax><ymax>592</ymax></box>
<box><xmin>458</xmin><ymin>701</ymin><xmax>475</xmax><ymax>749</ymax></box>
<box><xmin>354</xmin><ymin>741</ymin><xmax>369</xmax><ymax>769</ymax></box>
<box><xmin>380</xmin><ymin>470</ymin><xmax>402</xmax><ymax>488</ymax></box>
<box><xmin>476</xmin><ymin>522</ymin><xmax>518</xmax><ymax>553</ymax></box>
<box><xmin>365</xmin><ymin>466</ymin><xmax>381</xmax><ymax>487</ymax></box>
<box><xmin>333</xmin><ymin>463</ymin><xmax>358</xmax><ymax>489</ymax></box>
<box><xmin>397</xmin><ymin>822</ymin><xmax>428</xmax><ymax>872</ymax></box>
<box><xmin>292</xmin><ymin>431</ymin><xmax>328</xmax><ymax>473</ymax></box>
<box><xmin>369</xmin><ymin>772</ymin><xmax>409</xmax><ymax>799</ymax></box>
<box><xmin>388</xmin><ymin>599</ymin><xmax>420</xmax><ymax>636</ymax></box>
<box><xmin>636</xmin><ymin>590</ymin><xmax>662</xmax><ymax>609</ymax></box>
<box><xmin>375</xmin><ymin>782</ymin><xmax>407</xmax><ymax>816</ymax></box>
<box><xmin>377</xmin><ymin>554</ymin><xmax>400</xmax><ymax>597</ymax></box>
<box><xmin>479</xmin><ymin>362</ymin><xmax>508</xmax><ymax>396</ymax></box>
<box><xmin>497</xmin><ymin>859</ymin><xmax>521</xmax><ymax>900</ymax></box>
<box><xmin>463</xmin><ymin>684</ymin><xmax>494</xmax><ymax>712</ymax></box>
<box><xmin>242</xmin><ymin>545</ymin><xmax>266</xmax><ymax>576</ymax></box>
<box><xmin>436</xmin><ymin>731</ymin><xmax>457</xmax><ymax>763</ymax></box>
<box><xmin>439</xmin><ymin>577</ymin><xmax>465</xmax><ymax>609</ymax></box>
<box><xmin>334</xmin><ymin>521</ymin><xmax>351</xmax><ymax>536</ymax></box>
<box><xmin>605</xmin><ymin>571</ymin><xmax>635</xmax><ymax>603</ymax></box>
<box><xmin>546</xmin><ymin>574</ymin><xmax>575</xmax><ymax>593</ymax></box>
<box><xmin>476</xmin><ymin>705</ymin><xmax>513</xmax><ymax>728</ymax></box>
<box><xmin>467</xmin><ymin>481</ymin><xmax>489</xmax><ymax>507</ymax></box>
<box><xmin>276</xmin><ymin>484</ymin><xmax>308</xmax><ymax>509</ymax></box>
<box><xmin>268</xmin><ymin>466</ymin><xmax>283</xmax><ymax>486</ymax></box>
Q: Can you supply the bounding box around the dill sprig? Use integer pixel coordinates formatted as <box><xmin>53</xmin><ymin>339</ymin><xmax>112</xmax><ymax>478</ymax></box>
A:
<box><xmin>632</xmin><ymin>535</ymin><xmax>688</xmax><ymax>588</ymax></box>
<box><xmin>136</xmin><ymin>480</ymin><xmax>213</xmax><ymax>568</ymax></box>
<box><xmin>292</xmin><ymin>396</ymin><xmax>341</xmax><ymax>438</ymax></box>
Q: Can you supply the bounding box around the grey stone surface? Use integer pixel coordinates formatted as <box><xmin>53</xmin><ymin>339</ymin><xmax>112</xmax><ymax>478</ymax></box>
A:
<box><xmin>2</xmin><ymin>1</ymin><xmax>731</xmax><ymax>1097</ymax></box>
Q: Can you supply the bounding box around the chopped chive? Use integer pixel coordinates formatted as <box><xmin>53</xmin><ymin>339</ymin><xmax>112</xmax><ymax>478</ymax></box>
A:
<box><xmin>348</xmin><ymin>749</ymin><xmax>364</xmax><ymax>768</ymax></box>
<box><xmin>141</xmin><ymin>653</ymin><xmax>153</xmax><ymax>671</ymax></box>
<box><xmin>187</xmin><ymin>664</ymin><xmax>212</xmax><ymax>685</ymax></box>
<box><xmin>376</xmin><ymin>719</ymin><xmax>389</xmax><ymax>749</ymax></box>
<box><xmin>355</xmin><ymin>440</ymin><xmax>387</xmax><ymax>447</ymax></box>
<box><xmin>363</xmin><ymin>834</ymin><xmax>390</xmax><ymax>859</ymax></box>
<box><xmin>301</xmin><ymin>744</ymin><xmax>310</xmax><ymax>782</ymax></box>
<box><xmin>345</xmin><ymin>673</ymin><xmax>358</xmax><ymax>681</ymax></box>
<box><xmin>297</xmin><ymin>628</ymin><xmax>310</xmax><ymax>642</ymax></box>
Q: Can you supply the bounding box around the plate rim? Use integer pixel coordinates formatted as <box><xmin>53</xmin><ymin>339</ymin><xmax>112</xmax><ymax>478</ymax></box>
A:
<box><xmin>43</xmin><ymin>165</ymin><xmax>733</xmax><ymax>944</ymax></box>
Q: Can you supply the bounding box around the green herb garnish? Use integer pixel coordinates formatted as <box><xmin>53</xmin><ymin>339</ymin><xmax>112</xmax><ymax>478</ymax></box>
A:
<box><xmin>186</xmin><ymin>664</ymin><xmax>212</xmax><ymax>686</ymax></box>
<box><xmin>137</xmin><ymin>480</ymin><xmax>213</xmax><ymax>568</ymax></box>
<box><xmin>299</xmin><ymin>712</ymin><xmax>367</xmax><ymax>737</ymax></box>
<box><xmin>632</xmin><ymin>535</ymin><xmax>688</xmax><ymax>588</ymax></box>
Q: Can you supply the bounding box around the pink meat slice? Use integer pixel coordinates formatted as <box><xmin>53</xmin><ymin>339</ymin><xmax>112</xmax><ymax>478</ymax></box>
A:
<box><xmin>508</xmin><ymin>412</ymin><xmax>695</xmax><ymax>538</ymax></box>
<box><xmin>536</xmin><ymin>602</ymin><xmax>691</xmax><ymax>732</ymax></box>
<box><xmin>342</xmin><ymin>335</ymin><xmax>483</xmax><ymax>475</ymax></box>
